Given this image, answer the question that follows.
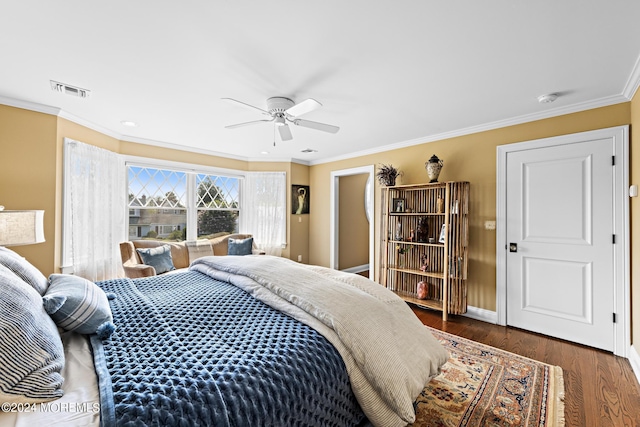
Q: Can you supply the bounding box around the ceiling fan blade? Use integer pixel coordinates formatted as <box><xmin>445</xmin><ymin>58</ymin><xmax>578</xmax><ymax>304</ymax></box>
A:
<box><xmin>225</xmin><ymin>119</ymin><xmax>273</xmax><ymax>129</ymax></box>
<box><xmin>293</xmin><ymin>118</ymin><xmax>339</xmax><ymax>134</ymax></box>
<box><xmin>221</xmin><ymin>98</ymin><xmax>271</xmax><ymax>116</ymax></box>
<box><xmin>278</xmin><ymin>124</ymin><xmax>293</xmax><ymax>141</ymax></box>
<box><xmin>285</xmin><ymin>98</ymin><xmax>321</xmax><ymax>117</ymax></box>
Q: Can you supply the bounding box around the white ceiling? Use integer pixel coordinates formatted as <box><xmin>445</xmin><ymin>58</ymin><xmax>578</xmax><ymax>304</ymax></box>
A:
<box><xmin>2</xmin><ymin>1</ymin><xmax>640</xmax><ymax>164</ymax></box>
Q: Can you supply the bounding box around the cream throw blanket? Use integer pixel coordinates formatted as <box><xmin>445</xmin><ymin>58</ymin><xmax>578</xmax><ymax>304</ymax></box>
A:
<box><xmin>190</xmin><ymin>256</ymin><xmax>449</xmax><ymax>427</ymax></box>
<box><xmin>185</xmin><ymin>239</ymin><xmax>214</xmax><ymax>260</ymax></box>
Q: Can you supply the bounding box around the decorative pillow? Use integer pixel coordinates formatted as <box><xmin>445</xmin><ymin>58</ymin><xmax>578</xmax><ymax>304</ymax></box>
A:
<box><xmin>136</xmin><ymin>244</ymin><xmax>175</xmax><ymax>274</ymax></box>
<box><xmin>228</xmin><ymin>237</ymin><xmax>254</xmax><ymax>256</ymax></box>
<box><xmin>0</xmin><ymin>246</ymin><xmax>48</xmax><ymax>295</ymax></box>
<box><xmin>0</xmin><ymin>266</ymin><xmax>64</xmax><ymax>403</ymax></box>
<box><xmin>43</xmin><ymin>274</ymin><xmax>116</xmax><ymax>340</ymax></box>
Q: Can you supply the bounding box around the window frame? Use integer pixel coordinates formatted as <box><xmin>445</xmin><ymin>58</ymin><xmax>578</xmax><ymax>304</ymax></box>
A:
<box><xmin>124</xmin><ymin>155</ymin><xmax>245</xmax><ymax>241</ymax></box>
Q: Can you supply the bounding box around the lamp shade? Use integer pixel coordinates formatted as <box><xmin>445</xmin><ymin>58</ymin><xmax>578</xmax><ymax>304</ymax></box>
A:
<box><xmin>0</xmin><ymin>210</ymin><xmax>45</xmax><ymax>246</ymax></box>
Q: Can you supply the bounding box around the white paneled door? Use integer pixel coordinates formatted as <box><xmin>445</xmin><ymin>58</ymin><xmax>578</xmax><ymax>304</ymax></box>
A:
<box><xmin>506</xmin><ymin>136</ymin><xmax>616</xmax><ymax>351</ymax></box>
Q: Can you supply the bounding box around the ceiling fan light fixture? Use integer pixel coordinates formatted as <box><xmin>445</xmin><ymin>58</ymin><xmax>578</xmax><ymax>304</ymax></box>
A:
<box><xmin>223</xmin><ymin>96</ymin><xmax>339</xmax><ymax>140</ymax></box>
<box><xmin>274</xmin><ymin>116</ymin><xmax>286</xmax><ymax>126</ymax></box>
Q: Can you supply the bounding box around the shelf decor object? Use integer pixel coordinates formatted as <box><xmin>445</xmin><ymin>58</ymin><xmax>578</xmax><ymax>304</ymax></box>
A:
<box><xmin>380</xmin><ymin>182</ymin><xmax>469</xmax><ymax>321</ymax></box>
<box><xmin>376</xmin><ymin>164</ymin><xmax>402</xmax><ymax>187</ymax></box>
<box><xmin>425</xmin><ymin>155</ymin><xmax>444</xmax><ymax>183</ymax></box>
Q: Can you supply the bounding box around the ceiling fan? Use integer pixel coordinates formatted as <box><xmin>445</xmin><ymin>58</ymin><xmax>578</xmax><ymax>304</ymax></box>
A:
<box><xmin>222</xmin><ymin>96</ymin><xmax>339</xmax><ymax>142</ymax></box>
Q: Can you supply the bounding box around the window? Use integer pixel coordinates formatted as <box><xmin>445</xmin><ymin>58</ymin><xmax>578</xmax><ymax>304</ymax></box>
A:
<box><xmin>128</xmin><ymin>166</ymin><xmax>187</xmax><ymax>240</ymax></box>
<box><xmin>196</xmin><ymin>174</ymin><xmax>239</xmax><ymax>237</ymax></box>
<box><xmin>127</xmin><ymin>165</ymin><xmax>240</xmax><ymax>241</ymax></box>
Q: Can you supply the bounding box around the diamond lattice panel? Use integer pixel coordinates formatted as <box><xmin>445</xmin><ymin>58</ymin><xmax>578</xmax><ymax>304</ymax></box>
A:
<box><xmin>196</xmin><ymin>174</ymin><xmax>239</xmax><ymax>210</ymax></box>
<box><xmin>128</xmin><ymin>167</ymin><xmax>187</xmax><ymax>208</ymax></box>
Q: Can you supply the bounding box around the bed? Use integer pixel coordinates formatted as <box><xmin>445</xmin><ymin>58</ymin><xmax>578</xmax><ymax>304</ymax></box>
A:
<box><xmin>0</xmin><ymin>249</ymin><xmax>449</xmax><ymax>427</ymax></box>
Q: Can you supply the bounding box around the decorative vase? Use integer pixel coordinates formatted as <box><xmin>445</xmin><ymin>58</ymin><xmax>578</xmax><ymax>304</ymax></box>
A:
<box><xmin>425</xmin><ymin>155</ymin><xmax>444</xmax><ymax>183</ymax></box>
<box><xmin>416</xmin><ymin>217</ymin><xmax>428</xmax><ymax>243</ymax></box>
<box><xmin>416</xmin><ymin>281</ymin><xmax>427</xmax><ymax>299</ymax></box>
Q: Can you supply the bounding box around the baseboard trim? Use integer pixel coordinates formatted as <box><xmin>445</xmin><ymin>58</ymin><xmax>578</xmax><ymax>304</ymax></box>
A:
<box><xmin>629</xmin><ymin>345</ymin><xmax>640</xmax><ymax>387</ymax></box>
<box><xmin>342</xmin><ymin>264</ymin><xmax>370</xmax><ymax>274</ymax></box>
<box><xmin>463</xmin><ymin>306</ymin><xmax>498</xmax><ymax>324</ymax></box>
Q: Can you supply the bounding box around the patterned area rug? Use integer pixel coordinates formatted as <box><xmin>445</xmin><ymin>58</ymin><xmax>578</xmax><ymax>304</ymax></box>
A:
<box><xmin>412</xmin><ymin>327</ymin><xmax>565</xmax><ymax>427</ymax></box>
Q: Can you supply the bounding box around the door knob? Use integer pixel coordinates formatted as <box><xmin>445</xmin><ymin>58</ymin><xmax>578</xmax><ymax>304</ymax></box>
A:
<box><xmin>509</xmin><ymin>243</ymin><xmax>517</xmax><ymax>252</ymax></box>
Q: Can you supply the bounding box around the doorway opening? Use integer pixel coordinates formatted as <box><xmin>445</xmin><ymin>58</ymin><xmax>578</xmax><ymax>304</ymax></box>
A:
<box><xmin>330</xmin><ymin>166</ymin><xmax>375</xmax><ymax>276</ymax></box>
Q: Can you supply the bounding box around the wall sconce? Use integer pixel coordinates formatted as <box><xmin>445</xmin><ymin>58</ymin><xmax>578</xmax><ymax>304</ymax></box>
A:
<box><xmin>0</xmin><ymin>206</ymin><xmax>45</xmax><ymax>246</ymax></box>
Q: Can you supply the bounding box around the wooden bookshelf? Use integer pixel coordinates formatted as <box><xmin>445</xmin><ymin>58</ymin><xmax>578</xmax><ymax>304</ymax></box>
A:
<box><xmin>380</xmin><ymin>182</ymin><xmax>469</xmax><ymax>321</ymax></box>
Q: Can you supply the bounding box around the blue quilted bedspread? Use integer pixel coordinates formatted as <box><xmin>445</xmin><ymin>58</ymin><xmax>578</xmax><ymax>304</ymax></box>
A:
<box><xmin>92</xmin><ymin>271</ymin><xmax>366</xmax><ymax>427</ymax></box>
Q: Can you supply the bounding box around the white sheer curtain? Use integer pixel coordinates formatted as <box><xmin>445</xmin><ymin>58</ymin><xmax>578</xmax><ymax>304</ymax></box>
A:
<box><xmin>64</xmin><ymin>139</ymin><xmax>126</xmax><ymax>280</ymax></box>
<box><xmin>240</xmin><ymin>172</ymin><xmax>286</xmax><ymax>256</ymax></box>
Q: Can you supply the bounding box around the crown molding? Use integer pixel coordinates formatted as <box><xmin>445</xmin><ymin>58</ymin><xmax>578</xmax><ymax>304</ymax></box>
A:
<box><xmin>57</xmin><ymin>109</ymin><xmax>122</xmax><ymax>140</ymax></box>
<box><xmin>120</xmin><ymin>135</ymin><xmax>252</xmax><ymax>162</ymax></box>
<box><xmin>0</xmin><ymin>94</ymin><xmax>254</xmax><ymax>162</ymax></box>
<box><xmin>246</xmin><ymin>156</ymin><xmax>311</xmax><ymax>165</ymax></box>
<box><xmin>1</xmin><ymin>90</ymin><xmax>633</xmax><ymax>168</ymax></box>
<box><xmin>289</xmin><ymin>158</ymin><xmax>311</xmax><ymax>166</ymax></box>
<box><xmin>124</xmin><ymin>136</ymin><xmax>312</xmax><ymax>165</ymax></box>
<box><xmin>0</xmin><ymin>95</ymin><xmax>310</xmax><ymax>164</ymax></box>
<box><xmin>623</xmin><ymin>53</ymin><xmax>640</xmax><ymax>100</ymax></box>
<box><xmin>0</xmin><ymin>95</ymin><xmax>61</xmax><ymax>116</ymax></box>
<box><xmin>309</xmin><ymin>94</ymin><xmax>630</xmax><ymax>166</ymax></box>
<box><xmin>0</xmin><ymin>94</ymin><xmax>122</xmax><ymax>140</ymax></box>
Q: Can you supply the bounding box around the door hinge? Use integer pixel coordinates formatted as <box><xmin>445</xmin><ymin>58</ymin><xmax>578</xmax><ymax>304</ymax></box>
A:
<box><xmin>613</xmin><ymin>234</ymin><xmax>616</xmax><ymax>244</ymax></box>
<box><xmin>613</xmin><ymin>313</ymin><xmax>617</xmax><ymax>323</ymax></box>
<box><xmin>612</xmin><ymin>155</ymin><xmax>615</xmax><ymax>166</ymax></box>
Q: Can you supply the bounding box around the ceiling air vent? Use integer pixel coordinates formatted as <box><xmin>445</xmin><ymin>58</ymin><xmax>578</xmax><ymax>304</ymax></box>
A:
<box><xmin>301</xmin><ymin>148</ymin><xmax>318</xmax><ymax>153</ymax></box>
<box><xmin>50</xmin><ymin>80</ymin><xmax>91</xmax><ymax>98</ymax></box>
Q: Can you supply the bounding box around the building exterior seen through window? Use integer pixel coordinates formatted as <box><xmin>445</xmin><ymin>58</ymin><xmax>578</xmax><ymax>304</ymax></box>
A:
<box><xmin>127</xmin><ymin>166</ymin><xmax>240</xmax><ymax>241</ymax></box>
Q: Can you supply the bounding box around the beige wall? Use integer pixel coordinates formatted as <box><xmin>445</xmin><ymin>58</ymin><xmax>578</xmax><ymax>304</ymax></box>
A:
<box><xmin>338</xmin><ymin>174</ymin><xmax>369</xmax><ymax>270</ymax></box>
<box><xmin>289</xmin><ymin>162</ymin><xmax>310</xmax><ymax>264</ymax></box>
<box><xmin>1</xmin><ymin>100</ymin><xmax>637</xmax><ymax>347</ymax></box>
<box><xmin>0</xmin><ymin>105</ymin><xmax>58</xmax><ymax>274</ymax></box>
<box><xmin>309</xmin><ymin>103</ymin><xmax>631</xmax><ymax>312</ymax></box>
<box><xmin>0</xmin><ymin>106</ymin><xmax>295</xmax><ymax>274</ymax></box>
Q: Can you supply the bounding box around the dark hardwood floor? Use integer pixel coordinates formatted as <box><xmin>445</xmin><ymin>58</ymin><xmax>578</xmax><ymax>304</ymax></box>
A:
<box><xmin>412</xmin><ymin>305</ymin><xmax>640</xmax><ymax>427</ymax></box>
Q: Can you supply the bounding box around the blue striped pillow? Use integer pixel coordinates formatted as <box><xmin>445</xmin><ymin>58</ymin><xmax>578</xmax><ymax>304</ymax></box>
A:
<box><xmin>43</xmin><ymin>274</ymin><xmax>115</xmax><ymax>340</ymax></box>
<box><xmin>0</xmin><ymin>247</ymin><xmax>48</xmax><ymax>295</ymax></box>
<box><xmin>0</xmin><ymin>266</ymin><xmax>64</xmax><ymax>403</ymax></box>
